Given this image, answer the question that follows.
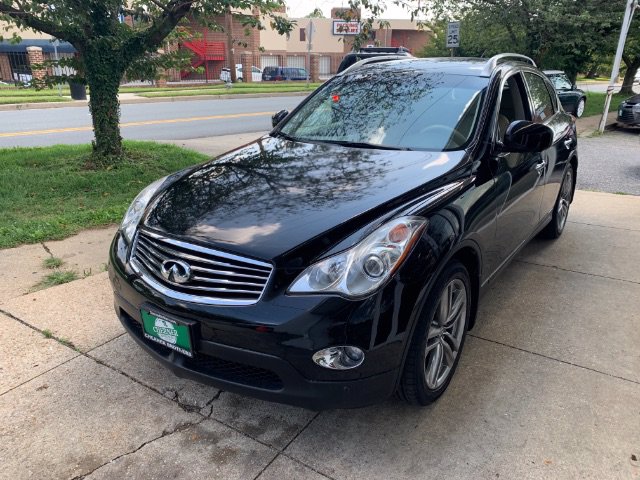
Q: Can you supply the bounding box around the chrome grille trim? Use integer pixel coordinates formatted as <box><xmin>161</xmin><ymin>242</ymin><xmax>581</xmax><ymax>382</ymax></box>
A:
<box><xmin>131</xmin><ymin>229</ymin><xmax>273</xmax><ymax>306</ymax></box>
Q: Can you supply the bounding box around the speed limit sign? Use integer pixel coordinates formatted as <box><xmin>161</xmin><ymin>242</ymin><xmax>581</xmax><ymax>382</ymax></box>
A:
<box><xmin>446</xmin><ymin>21</ymin><xmax>460</xmax><ymax>48</ymax></box>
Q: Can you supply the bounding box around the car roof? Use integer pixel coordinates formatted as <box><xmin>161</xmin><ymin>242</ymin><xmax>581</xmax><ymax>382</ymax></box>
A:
<box><xmin>339</xmin><ymin>55</ymin><xmax>535</xmax><ymax>77</ymax></box>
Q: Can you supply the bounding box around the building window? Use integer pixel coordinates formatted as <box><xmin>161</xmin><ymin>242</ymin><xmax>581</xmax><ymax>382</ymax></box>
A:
<box><xmin>300</xmin><ymin>28</ymin><xmax>306</xmax><ymax>42</ymax></box>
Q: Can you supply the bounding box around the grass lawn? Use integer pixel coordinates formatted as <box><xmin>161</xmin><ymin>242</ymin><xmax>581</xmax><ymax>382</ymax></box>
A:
<box><xmin>134</xmin><ymin>82</ymin><xmax>323</xmax><ymax>98</ymax></box>
<box><xmin>0</xmin><ymin>141</ymin><xmax>208</xmax><ymax>249</ymax></box>
<box><xmin>582</xmin><ymin>91</ymin><xmax>630</xmax><ymax>118</ymax></box>
<box><xmin>0</xmin><ymin>86</ymin><xmax>72</xmax><ymax>104</ymax></box>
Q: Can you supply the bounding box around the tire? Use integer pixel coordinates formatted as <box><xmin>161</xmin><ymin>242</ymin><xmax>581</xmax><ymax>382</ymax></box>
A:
<box><xmin>575</xmin><ymin>98</ymin><xmax>586</xmax><ymax>118</ymax></box>
<box><xmin>540</xmin><ymin>165</ymin><xmax>575</xmax><ymax>239</ymax></box>
<box><xmin>398</xmin><ymin>261</ymin><xmax>471</xmax><ymax>405</ymax></box>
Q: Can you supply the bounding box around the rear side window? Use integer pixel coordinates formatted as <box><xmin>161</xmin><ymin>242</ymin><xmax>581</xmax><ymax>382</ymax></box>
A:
<box><xmin>524</xmin><ymin>73</ymin><xmax>555</xmax><ymax>122</ymax></box>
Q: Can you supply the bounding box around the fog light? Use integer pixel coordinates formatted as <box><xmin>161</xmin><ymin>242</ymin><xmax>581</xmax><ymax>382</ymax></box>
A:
<box><xmin>312</xmin><ymin>346</ymin><xmax>365</xmax><ymax>370</ymax></box>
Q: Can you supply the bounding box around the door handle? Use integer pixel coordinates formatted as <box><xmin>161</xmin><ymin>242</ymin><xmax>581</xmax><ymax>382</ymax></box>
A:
<box><xmin>564</xmin><ymin>138</ymin><xmax>573</xmax><ymax>150</ymax></box>
<box><xmin>535</xmin><ymin>159</ymin><xmax>547</xmax><ymax>175</ymax></box>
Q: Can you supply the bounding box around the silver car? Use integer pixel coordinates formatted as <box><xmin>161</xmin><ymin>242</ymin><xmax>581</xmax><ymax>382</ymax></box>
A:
<box><xmin>617</xmin><ymin>94</ymin><xmax>640</xmax><ymax>126</ymax></box>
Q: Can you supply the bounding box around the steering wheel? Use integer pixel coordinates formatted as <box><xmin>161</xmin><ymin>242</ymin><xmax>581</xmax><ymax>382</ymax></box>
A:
<box><xmin>418</xmin><ymin>125</ymin><xmax>467</xmax><ymax>148</ymax></box>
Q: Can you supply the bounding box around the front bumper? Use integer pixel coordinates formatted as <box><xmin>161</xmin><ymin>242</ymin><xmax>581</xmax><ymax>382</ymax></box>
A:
<box><xmin>115</xmin><ymin>297</ymin><xmax>397</xmax><ymax>410</ymax></box>
<box><xmin>109</xmin><ymin>233</ymin><xmax>415</xmax><ymax>410</ymax></box>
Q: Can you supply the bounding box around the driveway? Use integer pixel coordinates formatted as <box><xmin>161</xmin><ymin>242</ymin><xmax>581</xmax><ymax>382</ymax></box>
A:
<box><xmin>1</xmin><ymin>136</ymin><xmax>639</xmax><ymax>479</ymax></box>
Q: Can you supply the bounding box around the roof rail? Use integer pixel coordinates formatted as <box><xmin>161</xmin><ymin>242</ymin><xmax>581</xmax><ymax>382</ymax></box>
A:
<box><xmin>484</xmin><ymin>53</ymin><xmax>536</xmax><ymax>74</ymax></box>
<box><xmin>338</xmin><ymin>55</ymin><xmax>408</xmax><ymax>76</ymax></box>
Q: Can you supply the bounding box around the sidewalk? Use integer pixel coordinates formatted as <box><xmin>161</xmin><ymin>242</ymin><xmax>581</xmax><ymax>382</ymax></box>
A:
<box><xmin>1</xmin><ymin>189</ymin><xmax>638</xmax><ymax>479</ymax></box>
<box><xmin>0</xmin><ymin>91</ymin><xmax>310</xmax><ymax>111</ymax></box>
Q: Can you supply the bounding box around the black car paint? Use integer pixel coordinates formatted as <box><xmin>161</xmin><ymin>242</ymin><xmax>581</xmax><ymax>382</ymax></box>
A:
<box><xmin>109</xmin><ymin>59</ymin><xmax>577</xmax><ymax>409</ymax></box>
<box><xmin>617</xmin><ymin>94</ymin><xmax>640</xmax><ymax>125</ymax></box>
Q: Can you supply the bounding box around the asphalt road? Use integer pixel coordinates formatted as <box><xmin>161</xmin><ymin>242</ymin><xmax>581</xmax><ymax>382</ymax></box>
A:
<box><xmin>0</xmin><ymin>95</ymin><xmax>305</xmax><ymax>148</ymax></box>
<box><xmin>578</xmin><ymin>127</ymin><xmax>640</xmax><ymax>195</ymax></box>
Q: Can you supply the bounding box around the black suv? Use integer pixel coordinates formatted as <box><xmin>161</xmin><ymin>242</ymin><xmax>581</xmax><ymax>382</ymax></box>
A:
<box><xmin>110</xmin><ymin>54</ymin><xmax>577</xmax><ymax>410</ymax></box>
<box><xmin>337</xmin><ymin>46</ymin><xmax>412</xmax><ymax>73</ymax></box>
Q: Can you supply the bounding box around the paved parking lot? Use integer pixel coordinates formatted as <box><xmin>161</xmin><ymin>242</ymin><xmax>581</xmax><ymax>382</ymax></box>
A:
<box><xmin>1</xmin><ymin>127</ymin><xmax>639</xmax><ymax>479</ymax></box>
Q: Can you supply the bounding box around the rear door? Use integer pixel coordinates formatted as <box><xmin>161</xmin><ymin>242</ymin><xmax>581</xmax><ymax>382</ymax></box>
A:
<box><xmin>491</xmin><ymin>72</ymin><xmax>547</xmax><ymax>265</ymax></box>
<box><xmin>524</xmin><ymin>72</ymin><xmax>575</xmax><ymax>218</ymax></box>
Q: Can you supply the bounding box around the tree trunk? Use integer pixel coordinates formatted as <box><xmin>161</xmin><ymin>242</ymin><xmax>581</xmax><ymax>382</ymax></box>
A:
<box><xmin>620</xmin><ymin>59</ymin><xmax>639</xmax><ymax>95</ymax></box>
<box><xmin>84</xmin><ymin>50</ymin><xmax>124</xmax><ymax>161</ymax></box>
<box><xmin>226</xmin><ymin>8</ymin><xmax>237</xmax><ymax>83</ymax></box>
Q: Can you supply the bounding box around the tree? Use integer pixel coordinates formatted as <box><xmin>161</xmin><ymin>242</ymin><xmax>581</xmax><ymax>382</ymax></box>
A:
<box><xmin>427</xmin><ymin>0</ymin><xmax>623</xmax><ymax>82</ymax></box>
<box><xmin>0</xmin><ymin>1</ymin><xmax>294</xmax><ymax>164</ymax></box>
<box><xmin>305</xmin><ymin>8</ymin><xmax>325</xmax><ymax>18</ymax></box>
<box><xmin>620</xmin><ymin>17</ymin><xmax>640</xmax><ymax>95</ymax></box>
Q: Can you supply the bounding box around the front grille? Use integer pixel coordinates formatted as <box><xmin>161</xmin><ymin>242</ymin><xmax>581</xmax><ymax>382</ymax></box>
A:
<box><xmin>121</xmin><ymin>310</ymin><xmax>283</xmax><ymax>390</ymax></box>
<box><xmin>131</xmin><ymin>229</ymin><xmax>273</xmax><ymax>306</ymax></box>
<box><xmin>618</xmin><ymin>108</ymin><xmax>637</xmax><ymax>124</ymax></box>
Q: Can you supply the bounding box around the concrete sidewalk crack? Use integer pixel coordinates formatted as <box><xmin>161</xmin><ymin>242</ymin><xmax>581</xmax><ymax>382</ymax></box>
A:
<box><xmin>469</xmin><ymin>334</ymin><xmax>640</xmax><ymax>386</ymax></box>
<box><xmin>568</xmin><ymin>220</ymin><xmax>640</xmax><ymax>233</ymax></box>
<box><xmin>515</xmin><ymin>259</ymin><xmax>640</xmax><ymax>285</ymax></box>
<box><xmin>71</xmin><ymin>418</ymin><xmax>206</xmax><ymax>480</ymax></box>
<box><xmin>40</xmin><ymin>242</ymin><xmax>54</xmax><ymax>257</ymax></box>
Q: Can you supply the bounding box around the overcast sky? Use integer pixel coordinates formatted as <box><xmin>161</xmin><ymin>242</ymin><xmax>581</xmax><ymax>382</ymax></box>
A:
<box><xmin>286</xmin><ymin>1</ymin><xmax>420</xmax><ymax>19</ymax></box>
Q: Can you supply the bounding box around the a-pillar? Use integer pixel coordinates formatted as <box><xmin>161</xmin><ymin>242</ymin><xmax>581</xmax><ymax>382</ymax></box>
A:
<box><xmin>310</xmin><ymin>54</ymin><xmax>320</xmax><ymax>83</ymax></box>
<box><xmin>26</xmin><ymin>46</ymin><xmax>46</xmax><ymax>81</ymax></box>
<box><xmin>241</xmin><ymin>52</ymin><xmax>253</xmax><ymax>83</ymax></box>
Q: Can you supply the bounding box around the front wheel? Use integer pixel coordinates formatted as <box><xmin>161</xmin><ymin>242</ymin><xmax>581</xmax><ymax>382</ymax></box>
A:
<box><xmin>541</xmin><ymin>166</ymin><xmax>575</xmax><ymax>239</ymax></box>
<box><xmin>398</xmin><ymin>261</ymin><xmax>471</xmax><ymax>405</ymax></box>
<box><xmin>575</xmin><ymin>98</ymin><xmax>586</xmax><ymax>118</ymax></box>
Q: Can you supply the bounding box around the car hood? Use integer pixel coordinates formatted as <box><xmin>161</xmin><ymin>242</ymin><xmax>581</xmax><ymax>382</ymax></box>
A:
<box><xmin>144</xmin><ymin>135</ymin><xmax>465</xmax><ymax>264</ymax></box>
<box><xmin>622</xmin><ymin>94</ymin><xmax>640</xmax><ymax>105</ymax></box>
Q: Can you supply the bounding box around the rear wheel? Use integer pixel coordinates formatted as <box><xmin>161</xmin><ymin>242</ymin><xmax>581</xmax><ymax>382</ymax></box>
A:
<box><xmin>398</xmin><ymin>261</ymin><xmax>471</xmax><ymax>405</ymax></box>
<box><xmin>575</xmin><ymin>98</ymin><xmax>586</xmax><ymax>118</ymax></box>
<box><xmin>541</xmin><ymin>166</ymin><xmax>575</xmax><ymax>239</ymax></box>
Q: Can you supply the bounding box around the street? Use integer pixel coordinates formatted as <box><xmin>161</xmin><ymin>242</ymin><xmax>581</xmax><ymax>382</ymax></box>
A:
<box><xmin>0</xmin><ymin>95</ymin><xmax>304</xmax><ymax>148</ymax></box>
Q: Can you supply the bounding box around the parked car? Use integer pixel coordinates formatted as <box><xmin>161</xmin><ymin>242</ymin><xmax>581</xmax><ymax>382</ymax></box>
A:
<box><xmin>617</xmin><ymin>94</ymin><xmax>640</xmax><ymax>126</ymax></box>
<box><xmin>110</xmin><ymin>54</ymin><xmax>577</xmax><ymax>410</ymax></box>
<box><xmin>220</xmin><ymin>64</ymin><xmax>262</xmax><ymax>82</ymax></box>
<box><xmin>261</xmin><ymin>66</ymin><xmax>309</xmax><ymax>81</ymax></box>
<box><xmin>543</xmin><ymin>70</ymin><xmax>587</xmax><ymax>117</ymax></box>
<box><xmin>337</xmin><ymin>46</ymin><xmax>412</xmax><ymax>74</ymax></box>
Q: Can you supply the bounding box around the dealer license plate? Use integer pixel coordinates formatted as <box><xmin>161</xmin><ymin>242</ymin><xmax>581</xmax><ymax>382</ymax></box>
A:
<box><xmin>141</xmin><ymin>309</ymin><xmax>193</xmax><ymax>358</ymax></box>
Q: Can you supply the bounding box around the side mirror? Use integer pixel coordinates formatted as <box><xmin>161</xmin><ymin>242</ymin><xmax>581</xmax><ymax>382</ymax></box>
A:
<box><xmin>272</xmin><ymin>109</ymin><xmax>289</xmax><ymax>127</ymax></box>
<box><xmin>502</xmin><ymin>120</ymin><xmax>554</xmax><ymax>153</ymax></box>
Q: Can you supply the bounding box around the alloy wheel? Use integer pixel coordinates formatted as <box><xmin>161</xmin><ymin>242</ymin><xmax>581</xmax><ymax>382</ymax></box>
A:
<box><xmin>576</xmin><ymin>99</ymin><xmax>585</xmax><ymax>118</ymax></box>
<box><xmin>424</xmin><ymin>278</ymin><xmax>468</xmax><ymax>389</ymax></box>
<box><xmin>557</xmin><ymin>168</ymin><xmax>573</xmax><ymax>231</ymax></box>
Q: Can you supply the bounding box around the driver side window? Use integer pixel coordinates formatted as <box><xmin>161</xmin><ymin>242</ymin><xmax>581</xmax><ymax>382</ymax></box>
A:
<box><xmin>496</xmin><ymin>73</ymin><xmax>531</xmax><ymax>142</ymax></box>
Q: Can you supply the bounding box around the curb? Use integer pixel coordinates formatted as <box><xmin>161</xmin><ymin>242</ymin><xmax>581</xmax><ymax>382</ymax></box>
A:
<box><xmin>0</xmin><ymin>90</ymin><xmax>312</xmax><ymax>111</ymax></box>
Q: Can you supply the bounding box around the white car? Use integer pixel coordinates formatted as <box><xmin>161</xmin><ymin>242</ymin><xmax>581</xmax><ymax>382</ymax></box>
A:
<box><xmin>220</xmin><ymin>64</ymin><xmax>262</xmax><ymax>82</ymax></box>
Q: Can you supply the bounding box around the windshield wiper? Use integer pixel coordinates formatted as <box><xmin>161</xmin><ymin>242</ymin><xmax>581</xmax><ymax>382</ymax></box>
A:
<box><xmin>272</xmin><ymin>131</ymin><xmax>300</xmax><ymax>142</ymax></box>
<box><xmin>313</xmin><ymin>139</ymin><xmax>411</xmax><ymax>151</ymax></box>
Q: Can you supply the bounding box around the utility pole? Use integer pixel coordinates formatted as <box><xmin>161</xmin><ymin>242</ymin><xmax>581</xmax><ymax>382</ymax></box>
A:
<box><xmin>598</xmin><ymin>0</ymin><xmax>638</xmax><ymax>133</ymax></box>
<box><xmin>306</xmin><ymin>18</ymin><xmax>314</xmax><ymax>88</ymax></box>
<box><xmin>226</xmin><ymin>6</ymin><xmax>237</xmax><ymax>83</ymax></box>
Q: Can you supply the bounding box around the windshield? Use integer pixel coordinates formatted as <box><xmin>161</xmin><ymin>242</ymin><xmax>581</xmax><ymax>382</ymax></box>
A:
<box><xmin>280</xmin><ymin>67</ymin><xmax>487</xmax><ymax>151</ymax></box>
<box><xmin>548</xmin><ymin>74</ymin><xmax>572</xmax><ymax>90</ymax></box>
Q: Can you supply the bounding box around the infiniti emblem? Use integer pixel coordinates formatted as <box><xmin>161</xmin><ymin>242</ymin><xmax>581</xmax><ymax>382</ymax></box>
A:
<box><xmin>160</xmin><ymin>259</ymin><xmax>192</xmax><ymax>284</ymax></box>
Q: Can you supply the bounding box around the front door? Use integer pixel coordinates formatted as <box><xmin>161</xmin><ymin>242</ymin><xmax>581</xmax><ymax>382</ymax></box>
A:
<box><xmin>491</xmin><ymin>73</ymin><xmax>546</xmax><ymax>265</ymax></box>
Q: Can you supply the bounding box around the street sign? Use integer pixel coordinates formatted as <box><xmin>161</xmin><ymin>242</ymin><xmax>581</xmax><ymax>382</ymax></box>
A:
<box><xmin>446</xmin><ymin>21</ymin><xmax>460</xmax><ymax>48</ymax></box>
<box><xmin>333</xmin><ymin>20</ymin><xmax>361</xmax><ymax>35</ymax></box>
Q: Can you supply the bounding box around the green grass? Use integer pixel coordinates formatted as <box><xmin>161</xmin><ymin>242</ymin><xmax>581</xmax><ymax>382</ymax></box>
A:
<box><xmin>0</xmin><ymin>95</ymin><xmax>71</xmax><ymax>104</ymax></box>
<box><xmin>582</xmin><ymin>92</ymin><xmax>629</xmax><ymax>118</ymax></box>
<box><xmin>576</xmin><ymin>75</ymin><xmax>610</xmax><ymax>83</ymax></box>
<box><xmin>0</xmin><ymin>86</ymin><xmax>72</xmax><ymax>104</ymax></box>
<box><xmin>43</xmin><ymin>257</ymin><xmax>64</xmax><ymax>269</ymax></box>
<box><xmin>0</xmin><ymin>141</ymin><xmax>208</xmax><ymax>249</ymax></box>
<box><xmin>137</xmin><ymin>83</ymin><xmax>322</xmax><ymax>98</ymax></box>
<box><xmin>34</xmin><ymin>270</ymin><xmax>79</xmax><ymax>289</ymax></box>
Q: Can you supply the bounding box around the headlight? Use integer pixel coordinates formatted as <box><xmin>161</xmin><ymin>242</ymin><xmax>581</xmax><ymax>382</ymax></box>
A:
<box><xmin>288</xmin><ymin>216</ymin><xmax>427</xmax><ymax>298</ymax></box>
<box><xmin>120</xmin><ymin>176</ymin><xmax>167</xmax><ymax>243</ymax></box>
<box><xmin>633</xmin><ymin>104</ymin><xmax>640</xmax><ymax>112</ymax></box>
